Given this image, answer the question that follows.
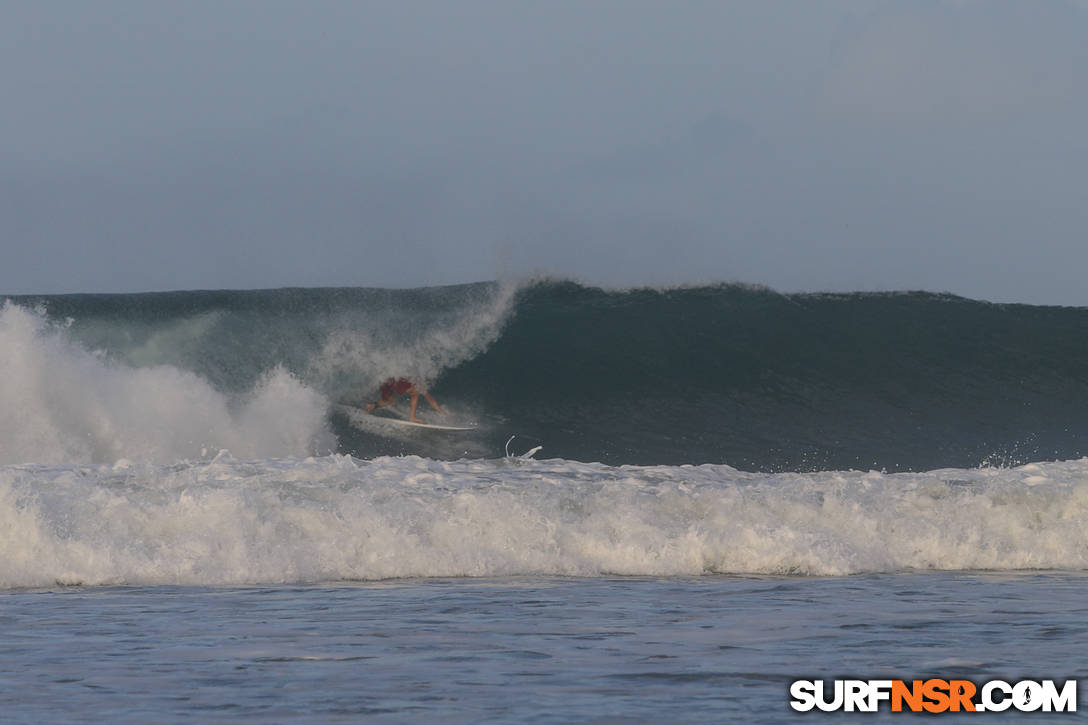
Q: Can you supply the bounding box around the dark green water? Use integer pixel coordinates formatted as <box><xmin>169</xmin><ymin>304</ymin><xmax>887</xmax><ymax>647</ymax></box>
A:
<box><xmin>13</xmin><ymin>280</ymin><xmax>1088</xmax><ymax>470</ymax></box>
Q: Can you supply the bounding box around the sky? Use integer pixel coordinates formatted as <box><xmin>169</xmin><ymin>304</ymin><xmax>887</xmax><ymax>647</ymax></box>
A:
<box><xmin>2</xmin><ymin>0</ymin><xmax>1086</xmax><ymax>304</ymax></box>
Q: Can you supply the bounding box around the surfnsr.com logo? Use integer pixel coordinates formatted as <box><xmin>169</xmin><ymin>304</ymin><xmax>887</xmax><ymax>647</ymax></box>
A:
<box><xmin>789</xmin><ymin>679</ymin><xmax>1077</xmax><ymax>713</ymax></box>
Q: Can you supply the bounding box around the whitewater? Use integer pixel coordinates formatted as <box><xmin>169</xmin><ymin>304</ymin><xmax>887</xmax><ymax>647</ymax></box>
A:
<box><xmin>3</xmin><ymin>455</ymin><xmax>1088</xmax><ymax>589</ymax></box>
<box><xmin>2</xmin><ymin>282</ymin><xmax>1086</xmax><ymax>722</ymax></box>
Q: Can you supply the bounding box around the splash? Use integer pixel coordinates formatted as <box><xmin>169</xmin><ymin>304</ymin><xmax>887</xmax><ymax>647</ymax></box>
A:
<box><xmin>0</xmin><ymin>302</ymin><xmax>335</xmax><ymax>464</ymax></box>
<box><xmin>308</xmin><ymin>280</ymin><xmax>521</xmax><ymax>400</ymax></box>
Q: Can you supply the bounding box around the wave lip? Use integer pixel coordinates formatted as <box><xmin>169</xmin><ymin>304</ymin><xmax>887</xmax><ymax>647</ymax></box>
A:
<box><xmin>2</xmin><ymin>455</ymin><xmax>1086</xmax><ymax>589</ymax></box>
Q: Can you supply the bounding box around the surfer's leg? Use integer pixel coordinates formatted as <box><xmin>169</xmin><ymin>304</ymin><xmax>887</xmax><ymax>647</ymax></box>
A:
<box><xmin>409</xmin><ymin>391</ymin><xmax>422</xmax><ymax>422</ymax></box>
<box><xmin>423</xmin><ymin>392</ymin><xmax>446</xmax><ymax>415</ymax></box>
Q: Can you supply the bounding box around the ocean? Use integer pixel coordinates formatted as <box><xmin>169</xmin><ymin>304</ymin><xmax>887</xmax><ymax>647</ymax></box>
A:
<box><xmin>2</xmin><ymin>280</ymin><xmax>1086</xmax><ymax>721</ymax></box>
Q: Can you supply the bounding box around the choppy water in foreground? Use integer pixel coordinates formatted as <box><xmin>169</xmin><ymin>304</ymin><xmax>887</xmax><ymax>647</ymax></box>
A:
<box><xmin>3</xmin><ymin>573</ymin><xmax>1085</xmax><ymax>724</ymax></box>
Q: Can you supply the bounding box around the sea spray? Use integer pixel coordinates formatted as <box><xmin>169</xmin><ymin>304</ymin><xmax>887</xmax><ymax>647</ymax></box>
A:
<box><xmin>308</xmin><ymin>279</ymin><xmax>520</xmax><ymax>400</ymax></box>
<box><xmin>0</xmin><ymin>302</ymin><xmax>334</xmax><ymax>464</ymax></box>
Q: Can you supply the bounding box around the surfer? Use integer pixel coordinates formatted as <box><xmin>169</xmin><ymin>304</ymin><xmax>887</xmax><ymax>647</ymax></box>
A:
<box><xmin>365</xmin><ymin>377</ymin><xmax>446</xmax><ymax>423</ymax></box>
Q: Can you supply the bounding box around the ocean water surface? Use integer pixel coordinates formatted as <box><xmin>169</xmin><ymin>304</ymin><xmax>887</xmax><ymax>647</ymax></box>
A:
<box><xmin>4</xmin><ymin>574</ymin><xmax>1086</xmax><ymax>723</ymax></box>
<box><xmin>2</xmin><ymin>281</ymin><xmax>1086</xmax><ymax>720</ymax></box>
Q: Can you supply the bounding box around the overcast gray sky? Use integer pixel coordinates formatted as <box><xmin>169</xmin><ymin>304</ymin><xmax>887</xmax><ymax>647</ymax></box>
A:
<box><xmin>2</xmin><ymin>0</ymin><xmax>1086</xmax><ymax>303</ymax></box>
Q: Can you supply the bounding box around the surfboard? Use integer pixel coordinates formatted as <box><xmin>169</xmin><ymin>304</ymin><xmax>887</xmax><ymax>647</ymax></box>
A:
<box><xmin>334</xmin><ymin>404</ymin><xmax>477</xmax><ymax>432</ymax></box>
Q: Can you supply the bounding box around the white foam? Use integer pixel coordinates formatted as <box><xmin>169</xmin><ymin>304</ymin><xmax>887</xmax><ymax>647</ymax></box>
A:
<box><xmin>2</xmin><ymin>454</ymin><xmax>1086</xmax><ymax>588</ymax></box>
<box><xmin>0</xmin><ymin>302</ymin><xmax>335</xmax><ymax>464</ymax></box>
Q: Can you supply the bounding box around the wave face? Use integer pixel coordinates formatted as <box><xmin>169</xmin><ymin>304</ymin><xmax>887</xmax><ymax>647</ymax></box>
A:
<box><xmin>3</xmin><ymin>455</ymin><xmax>1086</xmax><ymax>588</ymax></box>
<box><xmin>456</xmin><ymin>282</ymin><xmax>1088</xmax><ymax>471</ymax></box>
<box><xmin>5</xmin><ymin>280</ymin><xmax>1088</xmax><ymax>470</ymax></box>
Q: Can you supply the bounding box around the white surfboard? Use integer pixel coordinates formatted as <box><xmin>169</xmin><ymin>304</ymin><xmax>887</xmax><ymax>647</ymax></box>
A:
<box><xmin>335</xmin><ymin>404</ymin><xmax>477</xmax><ymax>432</ymax></box>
